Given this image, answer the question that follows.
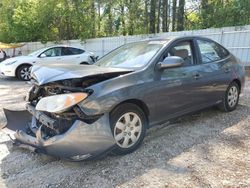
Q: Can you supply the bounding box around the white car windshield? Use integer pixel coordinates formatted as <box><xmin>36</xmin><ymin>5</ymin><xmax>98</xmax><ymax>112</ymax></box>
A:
<box><xmin>28</xmin><ymin>48</ymin><xmax>45</xmax><ymax>57</ymax></box>
<box><xmin>96</xmin><ymin>41</ymin><xmax>166</xmax><ymax>68</ymax></box>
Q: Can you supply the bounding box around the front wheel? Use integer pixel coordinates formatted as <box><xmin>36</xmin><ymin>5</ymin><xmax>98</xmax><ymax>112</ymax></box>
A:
<box><xmin>110</xmin><ymin>103</ymin><xmax>147</xmax><ymax>155</ymax></box>
<box><xmin>16</xmin><ymin>65</ymin><xmax>31</xmax><ymax>81</ymax></box>
<box><xmin>219</xmin><ymin>81</ymin><xmax>240</xmax><ymax>112</ymax></box>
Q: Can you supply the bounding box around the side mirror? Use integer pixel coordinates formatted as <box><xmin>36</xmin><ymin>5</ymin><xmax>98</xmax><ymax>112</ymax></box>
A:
<box><xmin>157</xmin><ymin>56</ymin><xmax>184</xmax><ymax>70</ymax></box>
<box><xmin>39</xmin><ymin>53</ymin><xmax>46</xmax><ymax>58</ymax></box>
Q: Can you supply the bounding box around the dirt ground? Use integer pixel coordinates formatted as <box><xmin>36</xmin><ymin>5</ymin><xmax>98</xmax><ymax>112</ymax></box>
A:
<box><xmin>0</xmin><ymin>76</ymin><xmax>249</xmax><ymax>188</ymax></box>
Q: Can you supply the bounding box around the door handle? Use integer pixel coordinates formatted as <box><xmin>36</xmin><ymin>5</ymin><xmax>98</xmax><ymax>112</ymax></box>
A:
<box><xmin>193</xmin><ymin>73</ymin><xmax>201</xmax><ymax>80</ymax></box>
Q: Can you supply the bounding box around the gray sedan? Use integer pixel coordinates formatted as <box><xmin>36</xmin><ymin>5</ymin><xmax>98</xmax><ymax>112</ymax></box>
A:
<box><xmin>2</xmin><ymin>36</ymin><xmax>245</xmax><ymax>161</ymax></box>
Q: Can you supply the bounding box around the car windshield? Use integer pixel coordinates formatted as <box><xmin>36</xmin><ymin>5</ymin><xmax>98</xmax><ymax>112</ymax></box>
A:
<box><xmin>28</xmin><ymin>48</ymin><xmax>45</xmax><ymax>57</ymax></box>
<box><xmin>96</xmin><ymin>41</ymin><xmax>166</xmax><ymax>68</ymax></box>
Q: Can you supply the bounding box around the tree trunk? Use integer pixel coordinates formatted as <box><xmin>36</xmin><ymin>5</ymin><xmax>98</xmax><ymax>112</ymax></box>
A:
<box><xmin>120</xmin><ymin>2</ymin><xmax>126</xmax><ymax>36</ymax></box>
<box><xmin>97</xmin><ymin>0</ymin><xmax>101</xmax><ymax>32</ymax></box>
<box><xmin>144</xmin><ymin>0</ymin><xmax>149</xmax><ymax>33</ymax></box>
<box><xmin>64</xmin><ymin>0</ymin><xmax>72</xmax><ymax>40</ymax></box>
<box><xmin>107</xmin><ymin>2</ymin><xmax>113</xmax><ymax>36</ymax></box>
<box><xmin>149</xmin><ymin>0</ymin><xmax>156</xmax><ymax>33</ymax></box>
<box><xmin>72</xmin><ymin>0</ymin><xmax>81</xmax><ymax>38</ymax></box>
<box><xmin>177</xmin><ymin>0</ymin><xmax>185</xmax><ymax>31</ymax></box>
<box><xmin>91</xmin><ymin>1</ymin><xmax>96</xmax><ymax>38</ymax></box>
<box><xmin>172</xmin><ymin>0</ymin><xmax>177</xmax><ymax>31</ymax></box>
<box><xmin>201</xmin><ymin>0</ymin><xmax>209</xmax><ymax>28</ymax></box>
<box><xmin>156</xmin><ymin>0</ymin><xmax>161</xmax><ymax>33</ymax></box>
<box><xmin>128</xmin><ymin>0</ymin><xmax>135</xmax><ymax>35</ymax></box>
<box><xmin>162</xmin><ymin>0</ymin><xmax>168</xmax><ymax>32</ymax></box>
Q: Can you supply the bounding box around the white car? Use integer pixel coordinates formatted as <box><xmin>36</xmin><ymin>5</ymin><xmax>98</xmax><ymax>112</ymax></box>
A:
<box><xmin>0</xmin><ymin>45</ymin><xmax>96</xmax><ymax>81</ymax></box>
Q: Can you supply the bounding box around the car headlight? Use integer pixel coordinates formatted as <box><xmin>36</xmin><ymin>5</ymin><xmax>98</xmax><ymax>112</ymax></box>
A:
<box><xmin>5</xmin><ymin>60</ymin><xmax>17</xmax><ymax>65</ymax></box>
<box><xmin>36</xmin><ymin>92</ymin><xmax>88</xmax><ymax>113</ymax></box>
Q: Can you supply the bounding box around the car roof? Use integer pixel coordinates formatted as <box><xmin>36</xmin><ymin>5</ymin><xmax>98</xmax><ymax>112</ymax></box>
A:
<box><xmin>43</xmin><ymin>45</ymin><xmax>85</xmax><ymax>50</ymax></box>
<box><xmin>140</xmin><ymin>35</ymin><xmax>213</xmax><ymax>43</ymax></box>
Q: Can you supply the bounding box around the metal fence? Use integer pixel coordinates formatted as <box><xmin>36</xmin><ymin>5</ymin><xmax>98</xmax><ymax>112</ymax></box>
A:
<box><xmin>5</xmin><ymin>25</ymin><xmax>250</xmax><ymax>66</ymax></box>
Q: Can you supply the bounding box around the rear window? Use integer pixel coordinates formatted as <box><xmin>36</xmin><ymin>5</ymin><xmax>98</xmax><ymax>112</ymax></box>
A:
<box><xmin>197</xmin><ymin>39</ymin><xmax>229</xmax><ymax>64</ymax></box>
<box><xmin>68</xmin><ymin>47</ymin><xmax>85</xmax><ymax>55</ymax></box>
<box><xmin>62</xmin><ymin>47</ymin><xmax>85</xmax><ymax>55</ymax></box>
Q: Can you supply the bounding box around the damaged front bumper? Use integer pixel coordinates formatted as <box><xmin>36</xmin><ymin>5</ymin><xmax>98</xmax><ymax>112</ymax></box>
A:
<box><xmin>2</xmin><ymin>104</ymin><xmax>116</xmax><ymax>161</ymax></box>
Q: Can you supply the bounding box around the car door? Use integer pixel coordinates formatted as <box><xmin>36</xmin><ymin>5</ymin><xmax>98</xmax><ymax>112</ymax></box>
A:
<box><xmin>37</xmin><ymin>47</ymin><xmax>63</xmax><ymax>64</ymax></box>
<box><xmin>195</xmin><ymin>38</ymin><xmax>232</xmax><ymax>104</ymax></box>
<box><xmin>152</xmin><ymin>39</ymin><xmax>210</xmax><ymax>124</ymax></box>
<box><xmin>61</xmin><ymin>47</ymin><xmax>86</xmax><ymax>64</ymax></box>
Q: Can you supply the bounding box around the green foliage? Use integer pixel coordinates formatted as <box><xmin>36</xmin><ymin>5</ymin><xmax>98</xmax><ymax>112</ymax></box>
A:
<box><xmin>185</xmin><ymin>12</ymin><xmax>200</xmax><ymax>30</ymax></box>
<box><xmin>199</xmin><ymin>0</ymin><xmax>250</xmax><ymax>28</ymax></box>
<box><xmin>0</xmin><ymin>0</ymin><xmax>250</xmax><ymax>43</ymax></box>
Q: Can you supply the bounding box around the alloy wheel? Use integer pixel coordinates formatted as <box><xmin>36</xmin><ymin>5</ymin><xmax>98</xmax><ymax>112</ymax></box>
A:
<box><xmin>20</xmin><ymin>67</ymin><xmax>31</xmax><ymax>80</ymax></box>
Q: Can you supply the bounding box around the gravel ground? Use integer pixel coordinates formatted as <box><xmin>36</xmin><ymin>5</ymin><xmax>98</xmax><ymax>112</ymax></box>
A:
<box><xmin>0</xmin><ymin>76</ymin><xmax>249</xmax><ymax>188</ymax></box>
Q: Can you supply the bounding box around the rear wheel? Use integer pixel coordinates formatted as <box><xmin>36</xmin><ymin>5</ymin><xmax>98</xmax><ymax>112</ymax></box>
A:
<box><xmin>219</xmin><ymin>81</ymin><xmax>240</xmax><ymax>112</ymax></box>
<box><xmin>110</xmin><ymin>103</ymin><xmax>147</xmax><ymax>155</ymax></box>
<box><xmin>17</xmin><ymin>65</ymin><xmax>31</xmax><ymax>81</ymax></box>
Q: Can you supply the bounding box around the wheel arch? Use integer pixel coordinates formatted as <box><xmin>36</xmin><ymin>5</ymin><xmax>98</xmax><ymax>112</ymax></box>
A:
<box><xmin>232</xmin><ymin>79</ymin><xmax>241</xmax><ymax>93</ymax></box>
<box><xmin>110</xmin><ymin>99</ymin><xmax>150</xmax><ymax>123</ymax></box>
<box><xmin>15</xmin><ymin>63</ymin><xmax>32</xmax><ymax>77</ymax></box>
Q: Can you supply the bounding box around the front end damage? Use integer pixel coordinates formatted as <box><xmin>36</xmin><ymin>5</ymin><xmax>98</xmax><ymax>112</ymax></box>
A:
<box><xmin>1</xmin><ymin>74</ymin><xmax>122</xmax><ymax>161</ymax></box>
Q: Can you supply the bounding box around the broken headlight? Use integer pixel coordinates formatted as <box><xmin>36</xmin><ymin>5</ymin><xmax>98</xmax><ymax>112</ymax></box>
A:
<box><xmin>36</xmin><ymin>92</ymin><xmax>88</xmax><ymax>113</ymax></box>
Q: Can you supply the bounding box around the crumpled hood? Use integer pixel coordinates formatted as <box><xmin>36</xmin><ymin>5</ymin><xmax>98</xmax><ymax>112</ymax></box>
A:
<box><xmin>31</xmin><ymin>64</ymin><xmax>134</xmax><ymax>85</ymax></box>
<box><xmin>1</xmin><ymin>56</ymin><xmax>36</xmax><ymax>65</ymax></box>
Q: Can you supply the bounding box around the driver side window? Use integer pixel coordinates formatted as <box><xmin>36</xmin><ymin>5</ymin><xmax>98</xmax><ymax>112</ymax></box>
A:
<box><xmin>42</xmin><ymin>47</ymin><xmax>62</xmax><ymax>57</ymax></box>
<box><xmin>163</xmin><ymin>41</ymin><xmax>194</xmax><ymax>66</ymax></box>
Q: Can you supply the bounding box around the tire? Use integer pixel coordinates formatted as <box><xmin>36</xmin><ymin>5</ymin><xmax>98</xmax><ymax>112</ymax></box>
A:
<box><xmin>218</xmin><ymin>81</ymin><xmax>240</xmax><ymax>112</ymax></box>
<box><xmin>110</xmin><ymin>103</ymin><xmax>147</xmax><ymax>155</ymax></box>
<box><xmin>16</xmin><ymin>65</ymin><xmax>31</xmax><ymax>81</ymax></box>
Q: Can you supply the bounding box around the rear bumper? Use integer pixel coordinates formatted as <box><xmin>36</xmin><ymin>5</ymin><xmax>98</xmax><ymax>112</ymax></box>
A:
<box><xmin>2</xmin><ymin>104</ymin><xmax>115</xmax><ymax>161</ymax></box>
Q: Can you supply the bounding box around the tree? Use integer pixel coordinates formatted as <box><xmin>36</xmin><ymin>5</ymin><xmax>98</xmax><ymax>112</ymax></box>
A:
<box><xmin>200</xmin><ymin>0</ymin><xmax>212</xmax><ymax>28</ymax></box>
<box><xmin>103</xmin><ymin>2</ymin><xmax>113</xmax><ymax>36</ymax></box>
<box><xmin>172</xmin><ymin>0</ymin><xmax>177</xmax><ymax>31</ymax></box>
<box><xmin>91</xmin><ymin>1</ymin><xmax>96</xmax><ymax>38</ymax></box>
<box><xmin>144</xmin><ymin>0</ymin><xmax>149</xmax><ymax>34</ymax></box>
<box><xmin>162</xmin><ymin>0</ymin><xmax>168</xmax><ymax>32</ymax></box>
<box><xmin>118</xmin><ymin>0</ymin><xmax>126</xmax><ymax>35</ymax></box>
<box><xmin>1</xmin><ymin>0</ymin><xmax>250</xmax><ymax>43</ymax></box>
<box><xmin>156</xmin><ymin>0</ymin><xmax>161</xmax><ymax>33</ymax></box>
<box><xmin>127</xmin><ymin>0</ymin><xmax>136</xmax><ymax>35</ymax></box>
<box><xmin>177</xmin><ymin>0</ymin><xmax>185</xmax><ymax>31</ymax></box>
<box><xmin>149</xmin><ymin>0</ymin><xmax>156</xmax><ymax>33</ymax></box>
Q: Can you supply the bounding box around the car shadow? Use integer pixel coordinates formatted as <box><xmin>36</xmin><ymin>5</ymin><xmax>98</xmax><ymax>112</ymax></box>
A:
<box><xmin>0</xmin><ymin>104</ymin><xmax>249</xmax><ymax>187</ymax></box>
<box><xmin>0</xmin><ymin>76</ymin><xmax>28</xmax><ymax>87</ymax></box>
<box><xmin>0</xmin><ymin>76</ymin><xmax>20</xmax><ymax>81</ymax></box>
